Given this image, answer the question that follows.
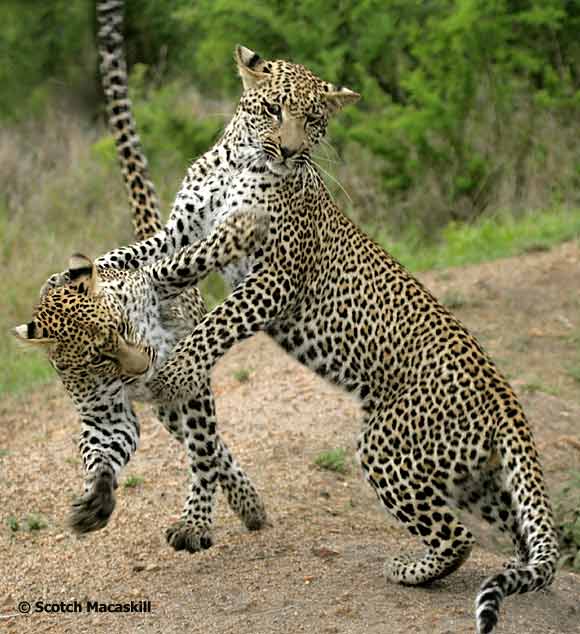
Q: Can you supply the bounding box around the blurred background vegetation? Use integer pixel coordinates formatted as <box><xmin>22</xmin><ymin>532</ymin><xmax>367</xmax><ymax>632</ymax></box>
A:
<box><xmin>2</xmin><ymin>0</ymin><xmax>580</xmax><ymax>394</ymax></box>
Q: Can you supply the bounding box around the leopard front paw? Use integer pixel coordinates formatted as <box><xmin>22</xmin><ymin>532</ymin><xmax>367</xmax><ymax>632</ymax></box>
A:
<box><xmin>165</xmin><ymin>520</ymin><xmax>214</xmax><ymax>553</ymax></box>
<box><xmin>69</xmin><ymin>475</ymin><xmax>116</xmax><ymax>533</ymax></box>
<box><xmin>230</xmin><ymin>207</ymin><xmax>270</xmax><ymax>253</ymax></box>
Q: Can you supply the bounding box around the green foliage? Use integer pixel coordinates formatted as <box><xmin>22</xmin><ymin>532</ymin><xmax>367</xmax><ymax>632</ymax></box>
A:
<box><xmin>0</xmin><ymin>0</ymin><xmax>96</xmax><ymax>120</ymax></box>
<box><xmin>555</xmin><ymin>471</ymin><xmax>580</xmax><ymax>571</ymax></box>
<box><xmin>6</xmin><ymin>515</ymin><xmax>19</xmax><ymax>532</ymax></box>
<box><xmin>233</xmin><ymin>368</ymin><xmax>252</xmax><ymax>383</ymax></box>
<box><xmin>25</xmin><ymin>514</ymin><xmax>48</xmax><ymax>531</ymax></box>
<box><xmin>2</xmin><ymin>1</ymin><xmax>580</xmax><ymax>226</ymax></box>
<box><xmin>174</xmin><ymin>0</ymin><xmax>580</xmax><ymax>226</ymax></box>
<box><xmin>379</xmin><ymin>207</ymin><xmax>580</xmax><ymax>272</ymax></box>
<box><xmin>129</xmin><ymin>67</ymin><xmax>225</xmax><ymax>169</ymax></box>
<box><xmin>314</xmin><ymin>448</ymin><xmax>349</xmax><ymax>474</ymax></box>
<box><xmin>124</xmin><ymin>475</ymin><xmax>144</xmax><ymax>488</ymax></box>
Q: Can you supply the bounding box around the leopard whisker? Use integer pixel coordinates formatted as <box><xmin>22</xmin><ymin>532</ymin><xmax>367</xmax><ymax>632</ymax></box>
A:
<box><xmin>310</xmin><ymin>158</ymin><xmax>352</xmax><ymax>204</ymax></box>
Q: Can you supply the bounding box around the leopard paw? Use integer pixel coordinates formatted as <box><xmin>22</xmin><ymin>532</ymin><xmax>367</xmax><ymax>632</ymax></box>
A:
<box><xmin>230</xmin><ymin>207</ymin><xmax>270</xmax><ymax>252</ymax></box>
<box><xmin>240</xmin><ymin>500</ymin><xmax>269</xmax><ymax>531</ymax></box>
<box><xmin>165</xmin><ymin>520</ymin><xmax>214</xmax><ymax>553</ymax></box>
<box><xmin>69</xmin><ymin>475</ymin><xmax>116</xmax><ymax>533</ymax></box>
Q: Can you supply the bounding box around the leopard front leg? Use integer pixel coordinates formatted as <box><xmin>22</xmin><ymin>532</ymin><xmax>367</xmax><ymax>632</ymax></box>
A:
<box><xmin>70</xmin><ymin>405</ymin><xmax>140</xmax><ymax>533</ymax></box>
<box><xmin>148</xmin><ymin>207</ymin><xmax>270</xmax><ymax>302</ymax></box>
<box><xmin>151</xmin><ymin>270</ymin><xmax>294</xmax><ymax>403</ymax></box>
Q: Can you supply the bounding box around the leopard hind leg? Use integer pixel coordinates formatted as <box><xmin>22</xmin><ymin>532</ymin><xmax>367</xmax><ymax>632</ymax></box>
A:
<box><xmin>358</xmin><ymin>411</ymin><xmax>474</xmax><ymax>586</ymax></box>
<box><xmin>216</xmin><ymin>438</ymin><xmax>268</xmax><ymax>531</ymax></box>
<box><xmin>156</xmin><ymin>382</ymin><xmax>266</xmax><ymax>553</ymax></box>
<box><xmin>455</xmin><ymin>466</ymin><xmax>529</xmax><ymax>568</ymax></box>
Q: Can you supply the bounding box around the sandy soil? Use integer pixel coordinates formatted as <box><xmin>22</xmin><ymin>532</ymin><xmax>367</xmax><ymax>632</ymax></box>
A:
<box><xmin>1</xmin><ymin>241</ymin><xmax>580</xmax><ymax>634</ymax></box>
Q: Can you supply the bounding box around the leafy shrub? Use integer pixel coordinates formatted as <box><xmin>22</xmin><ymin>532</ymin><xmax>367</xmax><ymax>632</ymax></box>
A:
<box><xmin>3</xmin><ymin>1</ymin><xmax>580</xmax><ymax>231</ymax></box>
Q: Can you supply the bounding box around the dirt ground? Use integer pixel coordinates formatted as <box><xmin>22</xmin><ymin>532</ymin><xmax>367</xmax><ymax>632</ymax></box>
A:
<box><xmin>1</xmin><ymin>241</ymin><xmax>580</xmax><ymax>634</ymax></box>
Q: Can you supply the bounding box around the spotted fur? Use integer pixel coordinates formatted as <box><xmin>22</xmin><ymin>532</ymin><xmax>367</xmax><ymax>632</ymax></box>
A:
<box><xmin>20</xmin><ymin>0</ymin><xmax>269</xmax><ymax>552</ymax></box>
<box><xmin>15</xmin><ymin>209</ymin><xmax>269</xmax><ymax>549</ymax></box>
<box><xmin>97</xmin><ymin>0</ymin><xmax>162</xmax><ymax>241</ymax></box>
<box><xmin>46</xmin><ymin>8</ymin><xmax>558</xmax><ymax>630</ymax></box>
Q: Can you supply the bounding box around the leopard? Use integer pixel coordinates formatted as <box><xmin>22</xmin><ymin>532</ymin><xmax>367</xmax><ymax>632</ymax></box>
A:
<box><xmin>16</xmin><ymin>0</ymin><xmax>269</xmax><ymax>553</ymax></box>
<box><xmin>14</xmin><ymin>209</ymin><xmax>269</xmax><ymax>551</ymax></box>
<box><xmin>42</xmin><ymin>3</ymin><xmax>560</xmax><ymax>631</ymax></box>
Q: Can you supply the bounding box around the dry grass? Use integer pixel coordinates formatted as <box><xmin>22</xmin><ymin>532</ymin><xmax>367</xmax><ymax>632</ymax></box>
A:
<box><xmin>2</xmin><ymin>92</ymin><xmax>580</xmax><ymax>395</ymax></box>
<box><xmin>0</xmin><ymin>108</ymin><xmax>151</xmax><ymax>393</ymax></box>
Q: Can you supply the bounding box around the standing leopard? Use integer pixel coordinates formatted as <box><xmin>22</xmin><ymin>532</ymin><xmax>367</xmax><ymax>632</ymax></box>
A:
<box><xmin>44</xmin><ymin>4</ymin><xmax>559</xmax><ymax>631</ymax></box>
<box><xmin>15</xmin><ymin>209</ymin><xmax>269</xmax><ymax>550</ymax></box>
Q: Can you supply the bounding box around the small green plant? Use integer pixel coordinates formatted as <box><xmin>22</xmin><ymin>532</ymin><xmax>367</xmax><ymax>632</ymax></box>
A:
<box><xmin>441</xmin><ymin>290</ymin><xmax>468</xmax><ymax>310</ymax></box>
<box><xmin>567</xmin><ymin>366</ymin><xmax>580</xmax><ymax>383</ymax></box>
<box><xmin>124</xmin><ymin>475</ymin><xmax>144</xmax><ymax>489</ymax></box>
<box><xmin>25</xmin><ymin>514</ymin><xmax>47</xmax><ymax>531</ymax></box>
<box><xmin>509</xmin><ymin>336</ymin><xmax>531</xmax><ymax>354</ymax></box>
<box><xmin>233</xmin><ymin>368</ymin><xmax>251</xmax><ymax>383</ymax></box>
<box><xmin>7</xmin><ymin>515</ymin><xmax>19</xmax><ymax>532</ymax></box>
<box><xmin>555</xmin><ymin>471</ymin><xmax>580</xmax><ymax>571</ymax></box>
<box><xmin>314</xmin><ymin>448</ymin><xmax>349</xmax><ymax>474</ymax></box>
<box><xmin>0</xmin><ymin>449</ymin><xmax>9</xmax><ymax>459</ymax></box>
<box><xmin>521</xmin><ymin>382</ymin><xmax>560</xmax><ymax>397</ymax></box>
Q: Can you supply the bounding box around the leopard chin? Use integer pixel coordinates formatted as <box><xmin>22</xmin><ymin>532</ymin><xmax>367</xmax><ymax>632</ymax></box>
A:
<box><xmin>266</xmin><ymin>160</ymin><xmax>293</xmax><ymax>177</ymax></box>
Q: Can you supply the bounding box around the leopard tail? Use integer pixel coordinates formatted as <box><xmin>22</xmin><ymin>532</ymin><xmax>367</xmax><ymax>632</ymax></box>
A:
<box><xmin>96</xmin><ymin>0</ymin><xmax>163</xmax><ymax>241</ymax></box>
<box><xmin>475</xmin><ymin>423</ymin><xmax>560</xmax><ymax>634</ymax></box>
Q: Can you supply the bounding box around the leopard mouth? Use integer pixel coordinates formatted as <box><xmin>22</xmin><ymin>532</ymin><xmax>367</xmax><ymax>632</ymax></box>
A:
<box><xmin>265</xmin><ymin>159</ymin><xmax>294</xmax><ymax>177</ymax></box>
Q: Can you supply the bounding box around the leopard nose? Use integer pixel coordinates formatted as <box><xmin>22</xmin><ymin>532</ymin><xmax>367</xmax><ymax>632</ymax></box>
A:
<box><xmin>280</xmin><ymin>145</ymin><xmax>297</xmax><ymax>159</ymax></box>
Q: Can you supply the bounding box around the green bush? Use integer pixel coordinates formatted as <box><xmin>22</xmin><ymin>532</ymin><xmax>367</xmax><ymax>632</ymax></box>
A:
<box><xmin>3</xmin><ymin>1</ymin><xmax>580</xmax><ymax>230</ymax></box>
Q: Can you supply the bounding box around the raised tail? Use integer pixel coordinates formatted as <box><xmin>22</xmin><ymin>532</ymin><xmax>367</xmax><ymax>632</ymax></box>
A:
<box><xmin>96</xmin><ymin>0</ymin><xmax>163</xmax><ymax>241</ymax></box>
<box><xmin>475</xmin><ymin>425</ymin><xmax>560</xmax><ymax>634</ymax></box>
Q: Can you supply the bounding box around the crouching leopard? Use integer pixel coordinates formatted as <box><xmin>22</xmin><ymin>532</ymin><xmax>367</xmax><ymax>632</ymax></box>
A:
<box><xmin>16</xmin><ymin>208</ymin><xmax>269</xmax><ymax>552</ymax></box>
<box><xmin>44</xmin><ymin>3</ymin><xmax>559</xmax><ymax>631</ymax></box>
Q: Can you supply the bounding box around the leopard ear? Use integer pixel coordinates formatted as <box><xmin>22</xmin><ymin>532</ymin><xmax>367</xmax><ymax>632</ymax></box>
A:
<box><xmin>68</xmin><ymin>253</ymin><xmax>98</xmax><ymax>295</ymax></box>
<box><xmin>116</xmin><ymin>337</ymin><xmax>150</xmax><ymax>376</ymax></box>
<box><xmin>323</xmin><ymin>84</ymin><xmax>360</xmax><ymax>114</ymax></box>
<box><xmin>235</xmin><ymin>45</ymin><xmax>270</xmax><ymax>90</ymax></box>
<box><xmin>12</xmin><ymin>322</ymin><xmax>55</xmax><ymax>347</ymax></box>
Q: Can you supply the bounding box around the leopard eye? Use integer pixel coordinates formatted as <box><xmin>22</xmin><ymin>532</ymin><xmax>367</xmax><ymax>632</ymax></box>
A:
<box><xmin>90</xmin><ymin>353</ymin><xmax>115</xmax><ymax>366</ymax></box>
<box><xmin>264</xmin><ymin>102</ymin><xmax>281</xmax><ymax>118</ymax></box>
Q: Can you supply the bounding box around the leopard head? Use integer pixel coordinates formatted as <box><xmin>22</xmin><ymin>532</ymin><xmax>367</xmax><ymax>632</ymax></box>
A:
<box><xmin>13</xmin><ymin>254</ymin><xmax>150</xmax><ymax>397</ymax></box>
<box><xmin>233</xmin><ymin>45</ymin><xmax>359</xmax><ymax>176</ymax></box>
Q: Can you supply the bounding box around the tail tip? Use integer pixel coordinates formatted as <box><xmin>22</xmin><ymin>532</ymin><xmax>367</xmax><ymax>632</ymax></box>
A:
<box><xmin>477</xmin><ymin>608</ymin><xmax>498</xmax><ymax>634</ymax></box>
